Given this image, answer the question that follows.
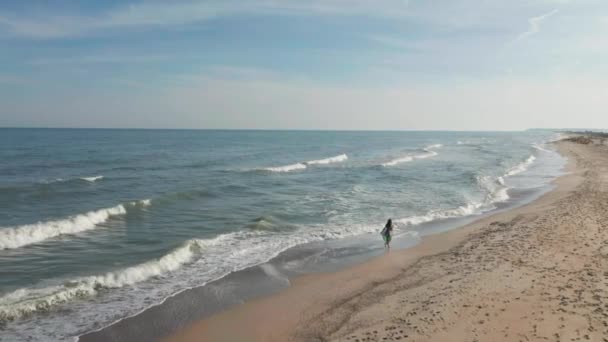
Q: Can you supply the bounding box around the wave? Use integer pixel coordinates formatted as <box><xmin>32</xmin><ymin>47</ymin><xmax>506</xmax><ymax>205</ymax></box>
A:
<box><xmin>246</xmin><ymin>216</ymin><xmax>282</xmax><ymax>231</ymax></box>
<box><xmin>0</xmin><ymin>238</ymin><xmax>218</xmax><ymax>322</ymax></box>
<box><xmin>263</xmin><ymin>154</ymin><xmax>347</xmax><ymax>173</ymax></box>
<box><xmin>396</xmin><ymin>171</ymin><xmax>510</xmax><ymax>227</ymax></box>
<box><xmin>128</xmin><ymin>198</ymin><xmax>152</xmax><ymax>207</ymax></box>
<box><xmin>416</xmin><ymin>149</ymin><xmax>438</xmax><ymax>159</ymax></box>
<box><xmin>382</xmin><ymin>147</ymin><xmax>439</xmax><ymax>167</ymax></box>
<box><xmin>1</xmin><ymin>219</ymin><xmax>381</xmax><ymax>323</ymax></box>
<box><xmin>0</xmin><ymin>205</ymin><xmax>127</xmax><ymax>250</ymax></box>
<box><xmin>532</xmin><ymin>144</ymin><xmax>552</xmax><ymax>153</ymax></box>
<box><xmin>0</xmin><ymin>215</ymin><xmax>408</xmax><ymax>323</ymax></box>
<box><xmin>425</xmin><ymin>144</ymin><xmax>443</xmax><ymax>149</ymax></box>
<box><xmin>396</xmin><ymin>201</ymin><xmax>484</xmax><ymax>227</ymax></box>
<box><xmin>246</xmin><ymin>216</ymin><xmax>297</xmax><ymax>232</ymax></box>
<box><xmin>263</xmin><ymin>163</ymin><xmax>307</xmax><ymax>173</ymax></box>
<box><xmin>505</xmin><ymin>155</ymin><xmax>536</xmax><ymax>177</ymax></box>
<box><xmin>305</xmin><ymin>154</ymin><xmax>348</xmax><ymax>165</ymax></box>
<box><xmin>381</xmin><ymin>156</ymin><xmax>414</xmax><ymax>167</ymax></box>
<box><xmin>80</xmin><ymin>176</ymin><xmax>104</xmax><ymax>183</ymax></box>
<box><xmin>477</xmin><ymin>175</ymin><xmax>510</xmax><ymax>204</ymax></box>
<box><xmin>43</xmin><ymin>175</ymin><xmax>104</xmax><ymax>184</ymax></box>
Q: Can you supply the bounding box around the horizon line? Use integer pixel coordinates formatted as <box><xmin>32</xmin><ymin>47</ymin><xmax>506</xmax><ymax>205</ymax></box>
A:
<box><xmin>0</xmin><ymin>126</ymin><xmax>573</xmax><ymax>133</ymax></box>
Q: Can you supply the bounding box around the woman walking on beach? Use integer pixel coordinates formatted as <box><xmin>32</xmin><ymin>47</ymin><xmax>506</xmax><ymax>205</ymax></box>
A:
<box><xmin>381</xmin><ymin>219</ymin><xmax>393</xmax><ymax>250</ymax></box>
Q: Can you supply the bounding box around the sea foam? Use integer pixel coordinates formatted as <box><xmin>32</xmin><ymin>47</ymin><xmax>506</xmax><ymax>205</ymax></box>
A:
<box><xmin>381</xmin><ymin>156</ymin><xmax>414</xmax><ymax>167</ymax></box>
<box><xmin>80</xmin><ymin>176</ymin><xmax>104</xmax><ymax>183</ymax></box>
<box><xmin>305</xmin><ymin>154</ymin><xmax>348</xmax><ymax>165</ymax></box>
<box><xmin>396</xmin><ymin>172</ymin><xmax>511</xmax><ymax>227</ymax></box>
<box><xmin>532</xmin><ymin>144</ymin><xmax>552</xmax><ymax>153</ymax></box>
<box><xmin>263</xmin><ymin>154</ymin><xmax>348</xmax><ymax>172</ymax></box>
<box><xmin>0</xmin><ymin>205</ymin><xmax>126</xmax><ymax>250</ymax></box>
<box><xmin>382</xmin><ymin>144</ymin><xmax>441</xmax><ymax>167</ymax></box>
<box><xmin>396</xmin><ymin>201</ymin><xmax>484</xmax><ymax>227</ymax></box>
<box><xmin>0</xmin><ymin>238</ymin><xmax>217</xmax><ymax>321</ymax></box>
<box><xmin>505</xmin><ymin>155</ymin><xmax>536</xmax><ymax>177</ymax></box>
<box><xmin>263</xmin><ymin>163</ymin><xmax>307</xmax><ymax>173</ymax></box>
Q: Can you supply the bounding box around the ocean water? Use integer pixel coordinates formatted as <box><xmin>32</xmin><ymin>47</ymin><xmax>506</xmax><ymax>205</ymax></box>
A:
<box><xmin>0</xmin><ymin>129</ymin><xmax>565</xmax><ymax>341</ymax></box>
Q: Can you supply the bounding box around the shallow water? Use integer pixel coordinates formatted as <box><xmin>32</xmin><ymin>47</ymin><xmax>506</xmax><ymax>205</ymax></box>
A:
<box><xmin>0</xmin><ymin>129</ymin><xmax>565</xmax><ymax>341</ymax></box>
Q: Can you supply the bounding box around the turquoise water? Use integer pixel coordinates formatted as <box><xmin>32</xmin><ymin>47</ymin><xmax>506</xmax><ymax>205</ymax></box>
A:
<box><xmin>0</xmin><ymin>129</ymin><xmax>564</xmax><ymax>341</ymax></box>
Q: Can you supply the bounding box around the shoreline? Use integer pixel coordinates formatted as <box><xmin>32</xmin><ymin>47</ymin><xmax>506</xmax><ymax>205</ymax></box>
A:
<box><xmin>164</xmin><ymin>139</ymin><xmax>602</xmax><ymax>341</ymax></box>
<box><xmin>77</xmin><ymin>144</ymin><xmax>564</xmax><ymax>342</ymax></box>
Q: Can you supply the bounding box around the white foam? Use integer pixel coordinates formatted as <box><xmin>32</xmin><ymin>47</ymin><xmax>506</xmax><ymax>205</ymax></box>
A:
<box><xmin>263</xmin><ymin>163</ymin><xmax>307</xmax><ymax>173</ymax></box>
<box><xmin>396</xmin><ymin>173</ymin><xmax>510</xmax><ymax>228</ymax></box>
<box><xmin>416</xmin><ymin>149</ymin><xmax>438</xmax><ymax>159</ymax></box>
<box><xmin>505</xmin><ymin>155</ymin><xmax>536</xmax><ymax>177</ymax></box>
<box><xmin>425</xmin><ymin>144</ymin><xmax>443</xmax><ymax>149</ymax></box>
<box><xmin>80</xmin><ymin>176</ymin><xmax>104</xmax><ymax>183</ymax></box>
<box><xmin>0</xmin><ymin>238</ymin><xmax>217</xmax><ymax>321</ymax></box>
<box><xmin>477</xmin><ymin>175</ymin><xmax>510</xmax><ymax>204</ymax></box>
<box><xmin>532</xmin><ymin>144</ymin><xmax>552</xmax><ymax>153</ymax></box>
<box><xmin>0</xmin><ymin>214</ymin><xmax>406</xmax><ymax>327</ymax></box>
<box><xmin>0</xmin><ymin>205</ymin><xmax>126</xmax><ymax>250</ymax></box>
<box><xmin>263</xmin><ymin>154</ymin><xmax>348</xmax><ymax>172</ymax></box>
<box><xmin>305</xmin><ymin>154</ymin><xmax>348</xmax><ymax>165</ymax></box>
<box><xmin>396</xmin><ymin>201</ymin><xmax>484</xmax><ymax>227</ymax></box>
<box><xmin>0</xmin><ymin>221</ymin><xmax>384</xmax><ymax>324</ymax></box>
<box><xmin>382</xmin><ymin>156</ymin><xmax>414</xmax><ymax>167</ymax></box>
<box><xmin>382</xmin><ymin>148</ymin><xmax>438</xmax><ymax>167</ymax></box>
<box><xmin>129</xmin><ymin>199</ymin><xmax>152</xmax><ymax>207</ymax></box>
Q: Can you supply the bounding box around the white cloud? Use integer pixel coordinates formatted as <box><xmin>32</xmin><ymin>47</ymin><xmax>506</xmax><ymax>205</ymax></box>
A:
<box><xmin>0</xmin><ymin>0</ymin><xmax>413</xmax><ymax>39</ymax></box>
<box><xmin>27</xmin><ymin>54</ymin><xmax>171</xmax><ymax>66</ymax></box>
<box><xmin>516</xmin><ymin>9</ymin><xmax>559</xmax><ymax>41</ymax></box>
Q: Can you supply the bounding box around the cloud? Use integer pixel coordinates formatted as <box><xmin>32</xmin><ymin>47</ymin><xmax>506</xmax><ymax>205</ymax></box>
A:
<box><xmin>27</xmin><ymin>54</ymin><xmax>171</xmax><ymax>66</ymax></box>
<box><xmin>0</xmin><ymin>0</ymin><xmax>413</xmax><ymax>39</ymax></box>
<box><xmin>516</xmin><ymin>9</ymin><xmax>559</xmax><ymax>41</ymax></box>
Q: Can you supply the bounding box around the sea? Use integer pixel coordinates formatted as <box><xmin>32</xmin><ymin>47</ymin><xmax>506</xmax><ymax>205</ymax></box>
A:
<box><xmin>0</xmin><ymin>129</ymin><xmax>566</xmax><ymax>341</ymax></box>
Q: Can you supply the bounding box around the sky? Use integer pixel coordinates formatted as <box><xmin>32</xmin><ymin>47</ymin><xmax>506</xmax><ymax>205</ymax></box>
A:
<box><xmin>1</xmin><ymin>0</ymin><xmax>607</xmax><ymax>130</ymax></box>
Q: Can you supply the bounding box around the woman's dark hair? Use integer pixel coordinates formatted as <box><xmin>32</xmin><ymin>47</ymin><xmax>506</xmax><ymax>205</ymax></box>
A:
<box><xmin>386</xmin><ymin>218</ymin><xmax>392</xmax><ymax>227</ymax></box>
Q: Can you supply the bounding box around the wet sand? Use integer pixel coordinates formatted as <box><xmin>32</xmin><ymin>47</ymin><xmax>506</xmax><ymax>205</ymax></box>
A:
<box><xmin>167</xmin><ymin>138</ymin><xmax>608</xmax><ymax>342</ymax></box>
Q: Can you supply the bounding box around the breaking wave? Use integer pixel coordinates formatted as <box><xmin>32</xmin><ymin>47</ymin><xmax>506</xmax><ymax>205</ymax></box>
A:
<box><xmin>263</xmin><ymin>163</ymin><xmax>307</xmax><ymax>173</ymax></box>
<box><xmin>395</xmin><ymin>150</ymin><xmax>541</xmax><ymax>229</ymax></box>
<box><xmin>505</xmin><ymin>155</ymin><xmax>536</xmax><ymax>177</ymax></box>
<box><xmin>43</xmin><ymin>175</ymin><xmax>104</xmax><ymax>184</ymax></box>
<box><xmin>128</xmin><ymin>198</ymin><xmax>152</xmax><ymax>207</ymax></box>
<box><xmin>0</xmin><ymin>145</ymin><xmax>543</xmax><ymax>327</ymax></box>
<box><xmin>396</xmin><ymin>173</ymin><xmax>509</xmax><ymax>227</ymax></box>
<box><xmin>532</xmin><ymin>144</ymin><xmax>552</xmax><ymax>153</ymax></box>
<box><xmin>0</xmin><ymin>201</ymin><xmax>150</xmax><ymax>250</ymax></box>
<box><xmin>263</xmin><ymin>154</ymin><xmax>347</xmax><ymax>173</ymax></box>
<box><xmin>0</xmin><ymin>238</ymin><xmax>218</xmax><ymax>322</ymax></box>
<box><xmin>396</xmin><ymin>201</ymin><xmax>484</xmax><ymax>227</ymax></box>
<box><xmin>381</xmin><ymin>156</ymin><xmax>414</xmax><ymax>167</ymax></box>
<box><xmin>382</xmin><ymin>144</ymin><xmax>441</xmax><ymax>167</ymax></box>
<box><xmin>306</xmin><ymin>154</ymin><xmax>348</xmax><ymax>165</ymax></box>
<box><xmin>80</xmin><ymin>176</ymin><xmax>104</xmax><ymax>183</ymax></box>
<box><xmin>425</xmin><ymin>144</ymin><xmax>443</xmax><ymax>149</ymax></box>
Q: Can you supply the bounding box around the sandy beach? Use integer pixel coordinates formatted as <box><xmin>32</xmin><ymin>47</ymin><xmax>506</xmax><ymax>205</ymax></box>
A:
<box><xmin>165</xmin><ymin>137</ymin><xmax>608</xmax><ymax>342</ymax></box>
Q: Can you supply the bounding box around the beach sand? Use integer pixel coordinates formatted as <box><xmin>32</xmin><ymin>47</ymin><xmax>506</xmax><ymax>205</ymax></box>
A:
<box><xmin>166</xmin><ymin>138</ymin><xmax>608</xmax><ymax>342</ymax></box>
